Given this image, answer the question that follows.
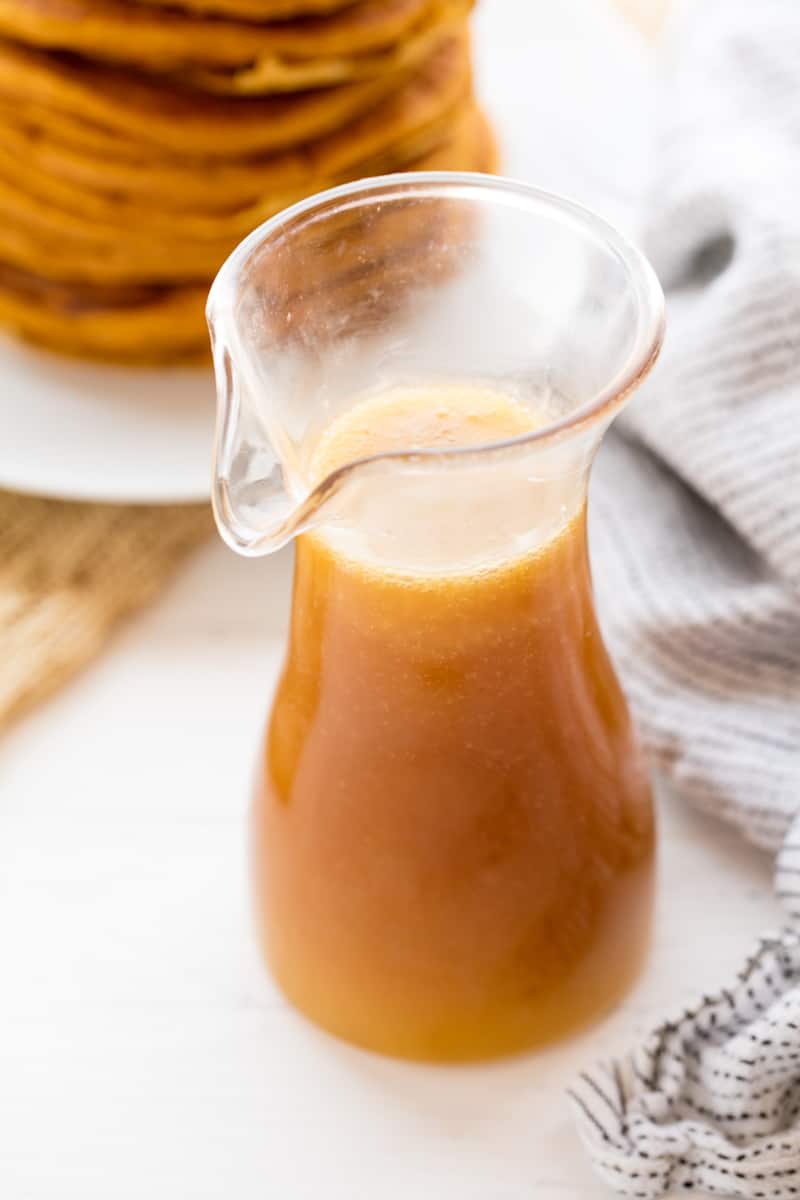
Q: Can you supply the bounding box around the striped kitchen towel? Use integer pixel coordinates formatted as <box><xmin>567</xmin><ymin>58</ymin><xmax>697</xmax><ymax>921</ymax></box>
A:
<box><xmin>573</xmin><ymin>0</ymin><xmax>800</xmax><ymax>1193</ymax></box>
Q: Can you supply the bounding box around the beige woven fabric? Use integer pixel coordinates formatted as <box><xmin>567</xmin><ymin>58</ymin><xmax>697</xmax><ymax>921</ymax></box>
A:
<box><xmin>0</xmin><ymin>490</ymin><xmax>212</xmax><ymax>729</ymax></box>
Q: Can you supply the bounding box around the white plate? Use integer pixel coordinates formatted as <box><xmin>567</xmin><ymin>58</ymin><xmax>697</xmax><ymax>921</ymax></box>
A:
<box><xmin>2</xmin><ymin>340</ymin><xmax>214</xmax><ymax>503</ymax></box>
<box><xmin>0</xmin><ymin>0</ymin><xmax>651</xmax><ymax>504</ymax></box>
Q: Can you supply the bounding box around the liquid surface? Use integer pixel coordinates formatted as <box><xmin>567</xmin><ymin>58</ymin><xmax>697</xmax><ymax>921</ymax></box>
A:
<box><xmin>308</xmin><ymin>386</ymin><xmax>564</xmax><ymax>575</ymax></box>
<box><xmin>311</xmin><ymin>385</ymin><xmax>540</xmax><ymax>471</ymax></box>
<box><xmin>254</xmin><ymin>387</ymin><xmax>655</xmax><ymax>1060</ymax></box>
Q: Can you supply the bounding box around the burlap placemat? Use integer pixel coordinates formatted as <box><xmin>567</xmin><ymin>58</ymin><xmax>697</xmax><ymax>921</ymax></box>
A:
<box><xmin>0</xmin><ymin>490</ymin><xmax>213</xmax><ymax>730</ymax></box>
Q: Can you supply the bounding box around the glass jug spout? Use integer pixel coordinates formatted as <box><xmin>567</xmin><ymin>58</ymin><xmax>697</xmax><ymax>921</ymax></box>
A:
<box><xmin>210</xmin><ymin>329</ymin><xmax>333</xmax><ymax>557</ymax></box>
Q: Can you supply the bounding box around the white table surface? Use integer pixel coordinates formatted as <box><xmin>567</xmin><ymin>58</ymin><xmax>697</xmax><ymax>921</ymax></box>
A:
<box><xmin>0</xmin><ymin>2</ymin><xmax>782</xmax><ymax>1197</ymax></box>
<box><xmin>0</xmin><ymin>542</ymin><xmax>781</xmax><ymax>1200</ymax></box>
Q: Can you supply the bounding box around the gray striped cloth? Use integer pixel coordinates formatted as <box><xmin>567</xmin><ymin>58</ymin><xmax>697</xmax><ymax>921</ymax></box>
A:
<box><xmin>572</xmin><ymin>0</ymin><xmax>800</xmax><ymax>1193</ymax></box>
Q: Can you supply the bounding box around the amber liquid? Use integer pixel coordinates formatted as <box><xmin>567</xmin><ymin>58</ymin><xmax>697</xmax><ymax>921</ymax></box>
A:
<box><xmin>254</xmin><ymin>388</ymin><xmax>655</xmax><ymax>1061</ymax></box>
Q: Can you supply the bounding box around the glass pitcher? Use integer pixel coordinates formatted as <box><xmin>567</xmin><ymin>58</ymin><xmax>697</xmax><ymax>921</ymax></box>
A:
<box><xmin>208</xmin><ymin>173</ymin><xmax>665</xmax><ymax>1062</ymax></box>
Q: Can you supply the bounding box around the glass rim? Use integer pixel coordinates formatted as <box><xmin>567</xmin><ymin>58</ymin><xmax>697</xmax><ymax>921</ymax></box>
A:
<box><xmin>208</xmin><ymin>171</ymin><xmax>665</xmax><ymax>466</ymax></box>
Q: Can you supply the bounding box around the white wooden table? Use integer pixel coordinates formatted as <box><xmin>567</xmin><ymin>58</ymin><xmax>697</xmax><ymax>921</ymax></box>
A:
<box><xmin>0</xmin><ymin>3</ymin><xmax>780</xmax><ymax>1197</ymax></box>
<box><xmin>0</xmin><ymin>541</ymin><xmax>780</xmax><ymax>1199</ymax></box>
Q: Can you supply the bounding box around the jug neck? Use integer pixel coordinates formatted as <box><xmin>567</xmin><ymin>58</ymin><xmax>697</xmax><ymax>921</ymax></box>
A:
<box><xmin>212</xmin><ymin>329</ymin><xmax>605</xmax><ymax>567</ymax></box>
<box><xmin>302</xmin><ymin>428</ymin><xmax>600</xmax><ymax>579</ymax></box>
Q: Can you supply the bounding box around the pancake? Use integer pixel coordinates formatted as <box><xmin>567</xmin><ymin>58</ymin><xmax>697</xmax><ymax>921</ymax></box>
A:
<box><xmin>188</xmin><ymin>0</ymin><xmax>469</xmax><ymax>94</ymax></box>
<box><xmin>131</xmin><ymin>0</ymin><xmax>360</xmax><ymax>21</ymax></box>
<box><xmin>0</xmin><ymin>262</ymin><xmax>208</xmax><ymax>361</ymax></box>
<box><xmin>0</xmin><ymin>0</ymin><xmax>470</xmax><ymax>94</ymax></box>
<box><xmin>0</xmin><ymin>97</ymin><xmax>478</xmax><ymax>282</ymax></box>
<box><xmin>255</xmin><ymin>109</ymin><xmax>495</xmax><ymax>331</ymax></box>
<box><xmin>0</xmin><ymin>32</ymin><xmax>470</xmax><ymax>209</ymax></box>
<box><xmin>0</xmin><ymin>0</ymin><xmax>432</xmax><ymax>66</ymax></box>
<box><xmin>0</xmin><ymin>109</ymin><xmax>494</xmax><ymax>362</ymax></box>
<box><xmin>0</xmin><ymin>36</ymin><xmax>425</xmax><ymax>156</ymax></box>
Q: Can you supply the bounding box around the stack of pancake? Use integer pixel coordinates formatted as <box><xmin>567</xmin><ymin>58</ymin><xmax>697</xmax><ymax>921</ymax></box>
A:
<box><xmin>0</xmin><ymin>0</ymin><xmax>492</xmax><ymax>361</ymax></box>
